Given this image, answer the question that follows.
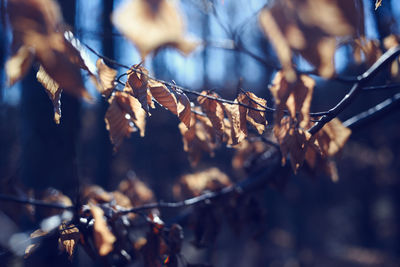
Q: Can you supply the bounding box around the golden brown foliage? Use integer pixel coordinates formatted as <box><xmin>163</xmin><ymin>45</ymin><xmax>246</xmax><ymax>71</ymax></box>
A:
<box><xmin>90</xmin><ymin>204</ymin><xmax>116</xmax><ymax>256</ymax></box>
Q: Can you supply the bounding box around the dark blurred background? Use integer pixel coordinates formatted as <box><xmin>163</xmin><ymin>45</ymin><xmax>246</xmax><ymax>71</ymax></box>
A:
<box><xmin>1</xmin><ymin>0</ymin><xmax>400</xmax><ymax>266</ymax></box>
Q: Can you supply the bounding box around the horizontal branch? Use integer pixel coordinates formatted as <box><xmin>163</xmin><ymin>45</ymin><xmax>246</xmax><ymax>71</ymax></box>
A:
<box><xmin>0</xmin><ymin>193</ymin><xmax>74</xmax><ymax>210</ymax></box>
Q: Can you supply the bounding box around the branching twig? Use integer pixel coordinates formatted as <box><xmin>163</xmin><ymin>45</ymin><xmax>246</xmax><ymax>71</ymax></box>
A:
<box><xmin>308</xmin><ymin>46</ymin><xmax>400</xmax><ymax>135</ymax></box>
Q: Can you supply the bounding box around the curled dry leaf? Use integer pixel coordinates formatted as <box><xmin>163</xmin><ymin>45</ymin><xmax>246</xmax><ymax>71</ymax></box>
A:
<box><xmin>5</xmin><ymin>45</ymin><xmax>35</xmax><ymax>86</ymax></box>
<box><xmin>375</xmin><ymin>0</ymin><xmax>383</xmax><ymax>10</ymax></box>
<box><xmin>177</xmin><ymin>91</ymin><xmax>192</xmax><ymax>128</ymax></box>
<box><xmin>173</xmin><ymin>167</ymin><xmax>231</xmax><ymax>199</ymax></box>
<box><xmin>274</xmin><ymin>117</ymin><xmax>311</xmax><ymax>173</ymax></box>
<box><xmin>383</xmin><ymin>35</ymin><xmax>400</xmax><ymax>77</ymax></box>
<box><xmin>178</xmin><ymin>113</ymin><xmax>217</xmax><ymax>166</ymax></box>
<box><xmin>118</xmin><ymin>177</ymin><xmax>155</xmax><ymax>207</ymax></box>
<box><xmin>353</xmin><ymin>37</ymin><xmax>382</xmax><ymax>66</ymax></box>
<box><xmin>197</xmin><ymin>91</ymin><xmax>225</xmax><ymax>138</ymax></box>
<box><xmin>96</xmin><ymin>58</ymin><xmax>117</xmax><ymax>98</ymax></box>
<box><xmin>105</xmin><ymin>92</ymin><xmax>138</xmax><ymax>151</ymax></box>
<box><xmin>58</xmin><ymin>223</ymin><xmax>80</xmax><ymax>260</ymax></box>
<box><xmin>112</xmin><ymin>0</ymin><xmax>198</xmax><ymax>58</ymax></box>
<box><xmin>270</xmin><ymin>71</ymin><xmax>315</xmax><ymax>128</ymax></box>
<box><xmin>259</xmin><ymin>0</ymin><xmax>361</xmax><ymax>79</ymax></box>
<box><xmin>223</xmin><ymin>102</ymin><xmax>247</xmax><ymax>145</ymax></box>
<box><xmin>90</xmin><ymin>204</ymin><xmax>116</xmax><ymax>256</ymax></box>
<box><xmin>237</xmin><ymin>92</ymin><xmax>267</xmax><ymax>134</ymax></box>
<box><xmin>25</xmin><ymin>229</ymin><xmax>49</xmax><ymax>258</ymax></box>
<box><xmin>148</xmin><ymin>79</ymin><xmax>178</xmax><ymax>115</ymax></box>
<box><xmin>82</xmin><ymin>185</ymin><xmax>113</xmax><ymax>204</ymax></box>
<box><xmin>313</xmin><ymin>118</ymin><xmax>352</xmax><ymax>157</ymax></box>
<box><xmin>36</xmin><ymin>65</ymin><xmax>62</xmax><ymax>124</ymax></box>
<box><xmin>126</xmin><ymin>65</ymin><xmax>150</xmax><ymax>114</ymax></box>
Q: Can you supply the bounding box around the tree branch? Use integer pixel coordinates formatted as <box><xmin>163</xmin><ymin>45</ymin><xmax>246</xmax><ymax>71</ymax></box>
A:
<box><xmin>308</xmin><ymin>46</ymin><xmax>400</xmax><ymax>135</ymax></box>
<box><xmin>0</xmin><ymin>193</ymin><xmax>74</xmax><ymax>210</ymax></box>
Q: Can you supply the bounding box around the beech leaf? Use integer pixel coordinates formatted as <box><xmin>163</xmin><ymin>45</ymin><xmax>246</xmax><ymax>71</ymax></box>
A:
<box><xmin>197</xmin><ymin>91</ymin><xmax>225</xmax><ymax>138</ymax></box>
<box><xmin>6</xmin><ymin>45</ymin><xmax>35</xmax><ymax>86</ymax></box>
<box><xmin>58</xmin><ymin>223</ymin><xmax>80</xmax><ymax>260</ymax></box>
<box><xmin>126</xmin><ymin>65</ymin><xmax>150</xmax><ymax>114</ymax></box>
<box><xmin>112</xmin><ymin>0</ymin><xmax>198</xmax><ymax>58</ymax></box>
<box><xmin>36</xmin><ymin>65</ymin><xmax>62</xmax><ymax>124</ymax></box>
<box><xmin>96</xmin><ymin>58</ymin><xmax>117</xmax><ymax>98</ymax></box>
<box><xmin>90</xmin><ymin>204</ymin><xmax>116</xmax><ymax>256</ymax></box>
<box><xmin>237</xmin><ymin>92</ymin><xmax>267</xmax><ymax>134</ymax></box>
<box><xmin>148</xmin><ymin>79</ymin><xmax>178</xmax><ymax>115</ymax></box>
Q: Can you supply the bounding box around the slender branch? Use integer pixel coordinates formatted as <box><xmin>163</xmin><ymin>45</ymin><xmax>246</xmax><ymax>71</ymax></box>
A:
<box><xmin>0</xmin><ymin>193</ymin><xmax>74</xmax><ymax>210</ymax></box>
<box><xmin>343</xmin><ymin>92</ymin><xmax>400</xmax><ymax>129</ymax></box>
<box><xmin>118</xmin><ymin>148</ymin><xmax>282</xmax><ymax>215</ymax></box>
<box><xmin>308</xmin><ymin>46</ymin><xmax>400</xmax><ymax>135</ymax></box>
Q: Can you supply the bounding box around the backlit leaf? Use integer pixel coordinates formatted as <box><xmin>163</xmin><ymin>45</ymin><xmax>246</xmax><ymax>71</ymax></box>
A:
<box><xmin>36</xmin><ymin>65</ymin><xmax>62</xmax><ymax>124</ymax></box>
<box><xmin>126</xmin><ymin>65</ymin><xmax>150</xmax><ymax>114</ymax></box>
<box><xmin>237</xmin><ymin>92</ymin><xmax>267</xmax><ymax>134</ymax></box>
<box><xmin>112</xmin><ymin>0</ymin><xmax>198</xmax><ymax>58</ymax></box>
<box><xmin>148</xmin><ymin>79</ymin><xmax>178</xmax><ymax>115</ymax></box>
<box><xmin>96</xmin><ymin>58</ymin><xmax>117</xmax><ymax>98</ymax></box>
<box><xmin>58</xmin><ymin>223</ymin><xmax>80</xmax><ymax>260</ymax></box>
<box><xmin>197</xmin><ymin>91</ymin><xmax>225</xmax><ymax>138</ymax></box>
<box><xmin>6</xmin><ymin>45</ymin><xmax>34</xmax><ymax>86</ymax></box>
<box><xmin>90</xmin><ymin>204</ymin><xmax>116</xmax><ymax>256</ymax></box>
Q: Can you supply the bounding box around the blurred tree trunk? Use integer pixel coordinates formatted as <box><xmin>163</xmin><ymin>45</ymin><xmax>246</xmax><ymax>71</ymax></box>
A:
<box><xmin>92</xmin><ymin>0</ymin><xmax>114</xmax><ymax>188</ymax></box>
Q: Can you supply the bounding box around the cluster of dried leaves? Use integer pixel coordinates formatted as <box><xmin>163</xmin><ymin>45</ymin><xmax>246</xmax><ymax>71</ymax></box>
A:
<box><xmin>5</xmin><ymin>0</ymin><xmax>397</xmax><ymax>180</ymax></box>
<box><xmin>21</xmin><ymin>168</ymin><xmax>251</xmax><ymax>266</ymax></box>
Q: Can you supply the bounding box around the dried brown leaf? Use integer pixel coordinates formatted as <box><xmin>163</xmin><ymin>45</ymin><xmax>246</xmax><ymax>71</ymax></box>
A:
<box><xmin>118</xmin><ymin>177</ymin><xmax>155</xmax><ymax>207</ymax></box>
<box><xmin>115</xmin><ymin>91</ymin><xmax>147</xmax><ymax>137</ymax></box>
<box><xmin>36</xmin><ymin>65</ymin><xmax>62</xmax><ymax>124</ymax></box>
<box><xmin>197</xmin><ymin>91</ymin><xmax>225</xmax><ymax>138</ymax></box>
<box><xmin>148</xmin><ymin>79</ymin><xmax>178</xmax><ymax>115</ymax></box>
<box><xmin>58</xmin><ymin>223</ymin><xmax>80</xmax><ymax>260</ymax></box>
<box><xmin>90</xmin><ymin>204</ymin><xmax>116</xmax><ymax>256</ymax></box>
<box><xmin>274</xmin><ymin>117</ymin><xmax>311</xmax><ymax>173</ymax></box>
<box><xmin>6</xmin><ymin>45</ymin><xmax>34</xmax><ymax>86</ymax></box>
<box><xmin>82</xmin><ymin>185</ymin><xmax>113</xmax><ymax>204</ymax></box>
<box><xmin>105</xmin><ymin>92</ymin><xmax>139</xmax><ymax>151</ymax></box>
<box><xmin>314</xmin><ymin>118</ymin><xmax>351</xmax><ymax>157</ymax></box>
<box><xmin>270</xmin><ymin>71</ymin><xmax>315</xmax><ymax>128</ymax></box>
<box><xmin>96</xmin><ymin>58</ymin><xmax>117</xmax><ymax>98</ymax></box>
<box><xmin>237</xmin><ymin>92</ymin><xmax>267</xmax><ymax>134</ymax></box>
<box><xmin>25</xmin><ymin>229</ymin><xmax>49</xmax><ymax>258</ymax></box>
<box><xmin>126</xmin><ymin>66</ymin><xmax>150</xmax><ymax>114</ymax></box>
<box><xmin>223</xmin><ymin>103</ymin><xmax>247</xmax><ymax>145</ymax></box>
<box><xmin>353</xmin><ymin>37</ymin><xmax>382</xmax><ymax>66</ymax></box>
<box><xmin>112</xmin><ymin>0</ymin><xmax>198</xmax><ymax>58</ymax></box>
<box><xmin>259</xmin><ymin>0</ymin><xmax>361</xmax><ymax>79</ymax></box>
<box><xmin>173</xmin><ymin>168</ymin><xmax>231</xmax><ymax>199</ymax></box>
<box><xmin>375</xmin><ymin>0</ymin><xmax>383</xmax><ymax>10</ymax></box>
<box><xmin>177</xmin><ymin>92</ymin><xmax>192</xmax><ymax>128</ymax></box>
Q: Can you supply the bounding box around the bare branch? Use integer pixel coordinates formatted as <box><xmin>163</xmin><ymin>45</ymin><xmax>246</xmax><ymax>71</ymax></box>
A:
<box><xmin>0</xmin><ymin>193</ymin><xmax>74</xmax><ymax>210</ymax></box>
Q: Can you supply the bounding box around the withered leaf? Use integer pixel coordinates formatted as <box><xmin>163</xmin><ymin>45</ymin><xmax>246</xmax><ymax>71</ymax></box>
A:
<box><xmin>148</xmin><ymin>79</ymin><xmax>178</xmax><ymax>115</ymax></box>
<box><xmin>96</xmin><ymin>58</ymin><xmax>117</xmax><ymax>98</ymax></box>
<box><xmin>25</xmin><ymin>229</ymin><xmax>49</xmax><ymax>258</ymax></box>
<box><xmin>116</xmin><ymin>90</ymin><xmax>147</xmax><ymax>137</ymax></box>
<box><xmin>6</xmin><ymin>45</ymin><xmax>35</xmax><ymax>86</ymax></box>
<box><xmin>270</xmin><ymin>71</ymin><xmax>315</xmax><ymax>128</ymax></box>
<box><xmin>177</xmin><ymin>91</ymin><xmax>192</xmax><ymax>128</ymax></box>
<box><xmin>126</xmin><ymin>65</ymin><xmax>150</xmax><ymax>114</ymax></box>
<box><xmin>237</xmin><ymin>92</ymin><xmax>267</xmax><ymax>134</ymax></box>
<box><xmin>36</xmin><ymin>65</ymin><xmax>62</xmax><ymax>124</ymax></box>
<box><xmin>105</xmin><ymin>92</ymin><xmax>139</xmax><ymax>151</ymax></box>
<box><xmin>112</xmin><ymin>0</ymin><xmax>198</xmax><ymax>58</ymax></box>
<box><xmin>197</xmin><ymin>91</ymin><xmax>225</xmax><ymax>138</ymax></box>
<box><xmin>274</xmin><ymin>117</ymin><xmax>311</xmax><ymax>173</ymax></box>
<box><xmin>314</xmin><ymin>118</ymin><xmax>351</xmax><ymax>157</ymax></box>
<box><xmin>375</xmin><ymin>0</ymin><xmax>383</xmax><ymax>10</ymax></box>
<box><xmin>58</xmin><ymin>223</ymin><xmax>80</xmax><ymax>260</ymax></box>
<box><xmin>223</xmin><ymin>103</ymin><xmax>247</xmax><ymax>145</ymax></box>
<box><xmin>353</xmin><ymin>37</ymin><xmax>382</xmax><ymax>66</ymax></box>
<box><xmin>90</xmin><ymin>204</ymin><xmax>116</xmax><ymax>256</ymax></box>
<box><xmin>118</xmin><ymin>177</ymin><xmax>155</xmax><ymax>207</ymax></box>
<box><xmin>173</xmin><ymin>167</ymin><xmax>231</xmax><ymax>199</ymax></box>
<box><xmin>259</xmin><ymin>0</ymin><xmax>361</xmax><ymax>79</ymax></box>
